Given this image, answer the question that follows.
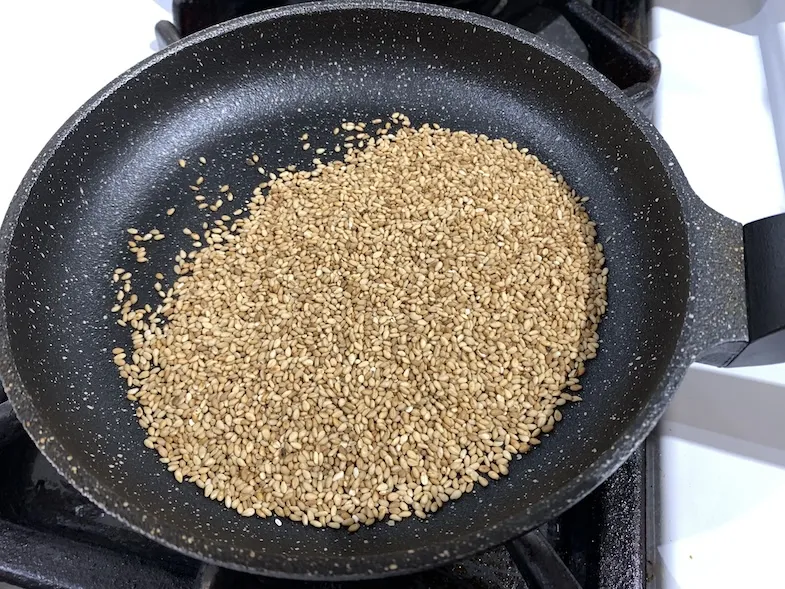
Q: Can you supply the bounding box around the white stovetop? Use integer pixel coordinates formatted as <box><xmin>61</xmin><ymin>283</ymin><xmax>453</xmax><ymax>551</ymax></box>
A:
<box><xmin>1</xmin><ymin>1</ymin><xmax>785</xmax><ymax>588</ymax></box>
<box><xmin>652</xmin><ymin>2</ymin><xmax>785</xmax><ymax>588</ymax></box>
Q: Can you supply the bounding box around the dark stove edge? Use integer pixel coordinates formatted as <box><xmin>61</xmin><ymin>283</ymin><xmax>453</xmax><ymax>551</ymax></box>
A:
<box><xmin>593</xmin><ymin>444</ymin><xmax>647</xmax><ymax>589</ymax></box>
<box><xmin>645</xmin><ymin>437</ymin><xmax>659</xmax><ymax>589</ymax></box>
<box><xmin>0</xmin><ymin>519</ymin><xmax>199</xmax><ymax>589</ymax></box>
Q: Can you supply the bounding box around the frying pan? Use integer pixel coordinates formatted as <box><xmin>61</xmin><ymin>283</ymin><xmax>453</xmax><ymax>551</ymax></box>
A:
<box><xmin>2</xmin><ymin>0</ymin><xmax>784</xmax><ymax>583</ymax></box>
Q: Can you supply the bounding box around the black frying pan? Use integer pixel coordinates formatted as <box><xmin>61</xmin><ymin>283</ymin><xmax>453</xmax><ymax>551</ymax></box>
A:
<box><xmin>2</xmin><ymin>0</ymin><xmax>784</xmax><ymax>582</ymax></box>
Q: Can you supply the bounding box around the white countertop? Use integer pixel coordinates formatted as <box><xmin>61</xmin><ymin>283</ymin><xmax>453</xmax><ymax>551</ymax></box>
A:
<box><xmin>1</xmin><ymin>1</ymin><xmax>785</xmax><ymax>588</ymax></box>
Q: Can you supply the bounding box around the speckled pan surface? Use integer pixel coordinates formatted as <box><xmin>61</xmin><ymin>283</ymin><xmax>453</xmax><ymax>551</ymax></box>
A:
<box><xmin>0</xmin><ymin>0</ymin><xmax>747</xmax><ymax>580</ymax></box>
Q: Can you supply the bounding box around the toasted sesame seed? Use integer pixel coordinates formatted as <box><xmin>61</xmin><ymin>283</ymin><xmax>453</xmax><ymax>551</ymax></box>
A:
<box><xmin>114</xmin><ymin>117</ymin><xmax>606</xmax><ymax>532</ymax></box>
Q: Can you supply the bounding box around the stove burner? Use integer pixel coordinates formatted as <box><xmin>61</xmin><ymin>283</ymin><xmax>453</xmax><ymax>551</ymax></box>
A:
<box><xmin>1</xmin><ymin>2</ymin><xmax>658</xmax><ymax>587</ymax></box>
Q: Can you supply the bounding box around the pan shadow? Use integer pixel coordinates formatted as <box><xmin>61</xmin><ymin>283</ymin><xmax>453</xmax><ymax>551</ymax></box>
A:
<box><xmin>152</xmin><ymin>0</ymin><xmax>173</xmax><ymax>13</ymax></box>
<box><xmin>658</xmin><ymin>364</ymin><xmax>785</xmax><ymax>468</ymax></box>
<box><xmin>653</xmin><ymin>0</ymin><xmax>768</xmax><ymax>29</ymax></box>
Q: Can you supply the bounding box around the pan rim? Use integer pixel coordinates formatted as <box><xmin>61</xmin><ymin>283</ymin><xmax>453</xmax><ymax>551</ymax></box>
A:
<box><xmin>0</xmin><ymin>0</ymin><xmax>700</xmax><ymax>579</ymax></box>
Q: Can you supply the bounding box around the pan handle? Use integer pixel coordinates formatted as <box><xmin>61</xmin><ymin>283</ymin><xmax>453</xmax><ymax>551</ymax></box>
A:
<box><xmin>506</xmin><ymin>530</ymin><xmax>583</xmax><ymax>589</ymax></box>
<box><xmin>727</xmin><ymin>212</ymin><xmax>785</xmax><ymax>367</ymax></box>
<box><xmin>688</xmin><ymin>188</ymin><xmax>785</xmax><ymax>368</ymax></box>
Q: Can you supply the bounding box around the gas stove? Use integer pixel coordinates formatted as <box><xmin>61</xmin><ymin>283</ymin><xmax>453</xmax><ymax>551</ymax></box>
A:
<box><xmin>0</xmin><ymin>1</ymin><xmax>659</xmax><ymax>588</ymax></box>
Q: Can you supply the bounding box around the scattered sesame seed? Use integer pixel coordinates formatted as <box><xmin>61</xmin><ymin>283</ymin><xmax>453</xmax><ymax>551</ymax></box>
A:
<box><xmin>111</xmin><ymin>116</ymin><xmax>606</xmax><ymax>533</ymax></box>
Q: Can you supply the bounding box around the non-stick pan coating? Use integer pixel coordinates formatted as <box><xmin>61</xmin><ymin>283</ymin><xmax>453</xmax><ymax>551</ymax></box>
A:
<box><xmin>0</xmin><ymin>1</ymin><xmax>690</xmax><ymax>578</ymax></box>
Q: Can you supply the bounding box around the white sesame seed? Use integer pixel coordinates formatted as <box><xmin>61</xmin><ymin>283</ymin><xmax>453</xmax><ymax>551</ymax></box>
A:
<box><xmin>114</xmin><ymin>117</ymin><xmax>606</xmax><ymax>532</ymax></box>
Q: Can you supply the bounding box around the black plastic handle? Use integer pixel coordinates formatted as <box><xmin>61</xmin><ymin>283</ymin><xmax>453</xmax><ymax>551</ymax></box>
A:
<box><xmin>506</xmin><ymin>530</ymin><xmax>582</xmax><ymax>589</ymax></box>
<box><xmin>728</xmin><ymin>212</ymin><xmax>785</xmax><ymax>367</ymax></box>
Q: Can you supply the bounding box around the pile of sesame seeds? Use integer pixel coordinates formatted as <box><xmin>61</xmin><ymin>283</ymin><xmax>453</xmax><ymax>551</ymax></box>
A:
<box><xmin>111</xmin><ymin>116</ymin><xmax>607</xmax><ymax>531</ymax></box>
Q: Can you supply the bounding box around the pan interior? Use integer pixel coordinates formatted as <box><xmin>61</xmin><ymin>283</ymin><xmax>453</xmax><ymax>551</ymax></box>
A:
<box><xmin>3</xmin><ymin>5</ymin><xmax>688</xmax><ymax>575</ymax></box>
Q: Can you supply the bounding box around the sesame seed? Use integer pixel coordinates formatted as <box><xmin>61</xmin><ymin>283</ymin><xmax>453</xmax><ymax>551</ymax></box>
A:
<box><xmin>113</xmin><ymin>116</ymin><xmax>606</xmax><ymax>532</ymax></box>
